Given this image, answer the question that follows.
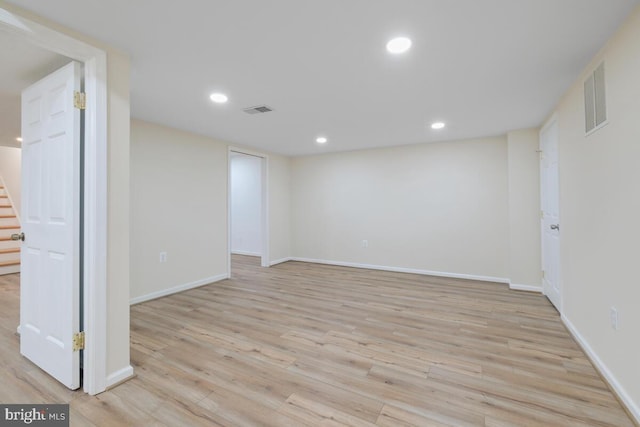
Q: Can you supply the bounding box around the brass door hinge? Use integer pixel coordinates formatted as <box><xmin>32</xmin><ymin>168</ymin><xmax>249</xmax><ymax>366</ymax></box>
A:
<box><xmin>74</xmin><ymin>91</ymin><xmax>86</xmax><ymax>110</ymax></box>
<box><xmin>72</xmin><ymin>331</ymin><xmax>85</xmax><ymax>351</ymax></box>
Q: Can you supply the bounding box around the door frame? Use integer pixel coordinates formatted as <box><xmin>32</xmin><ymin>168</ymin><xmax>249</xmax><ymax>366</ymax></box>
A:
<box><xmin>0</xmin><ymin>7</ymin><xmax>108</xmax><ymax>394</ymax></box>
<box><xmin>539</xmin><ymin>114</ymin><xmax>562</xmax><ymax>312</ymax></box>
<box><xmin>227</xmin><ymin>147</ymin><xmax>269</xmax><ymax>272</ymax></box>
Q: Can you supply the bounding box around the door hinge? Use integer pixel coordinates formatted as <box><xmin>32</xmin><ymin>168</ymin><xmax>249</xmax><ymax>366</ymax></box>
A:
<box><xmin>72</xmin><ymin>331</ymin><xmax>85</xmax><ymax>351</ymax></box>
<box><xmin>74</xmin><ymin>91</ymin><xmax>86</xmax><ymax>110</ymax></box>
<box><xmin>542</xmin><ymin>270</ymin><xmax>546</xmax><ymax>279</ymax></box>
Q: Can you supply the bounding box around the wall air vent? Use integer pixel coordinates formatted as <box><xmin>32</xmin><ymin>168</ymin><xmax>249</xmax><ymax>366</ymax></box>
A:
<box><xmin>584</xmin><ymin>61</ymin><xmax>607</xmax><ymax>134</ymax></box>
<box><xmin>243</xmin><ymin>105</ymin><xmax>274</xmax><ymax>115</ymax></box>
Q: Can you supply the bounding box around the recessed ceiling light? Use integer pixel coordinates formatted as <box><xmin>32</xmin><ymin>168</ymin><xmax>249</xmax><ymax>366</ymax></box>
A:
<box><xmin>209</xmin><ymin>93</ymin><xmax>228</xmax><ymax>103</ymax></box>
<box><xmin>386</xmin><ymin>37</ymin><xmax>412</xmax><ymax>54</ymax></box>
<box><xmin>316</xmin><ymin>137</ymin><xmax>328</xmax><ymax>144</ymax></box>
<box><xmin>431</xmin><ymin>122</ymin><xmax>446</xmax><ymax>130</ymax></box>
<box><xmin>16</xmin><ymin>137</ymin><xmax>22</xmax><ymax>142</ymax></box>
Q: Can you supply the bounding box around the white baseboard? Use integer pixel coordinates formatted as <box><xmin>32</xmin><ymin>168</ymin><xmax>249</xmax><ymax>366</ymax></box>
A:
<box><xmin>231</xmin><ymin>250</ymin><xmax>261</xmax><ymax>257</ymax></box>
<box><xmin>509</xmin><ymin>282</ymin><xmax>543</xmax><ymax>293</ymax></box>
<box><xmin>269</xmin><ymin>257</ymin><xmax>292</xmax><ymax>266</ymax></box>
<box><xmin>290</xmin><ymin>257</ymin><xmax>510</xmax><ymax>284</ymax></box>
<box><xmin>130</xmin><ymin>273</ymin><xmax>229</xmax><ymax>305</ymax></box>
<box><xmin>106</xmin><ymin>365</ymin><xmax>134</xmax><ymax>389</ymax></box>
<box><xmin>562</xmin><ymin>315</ymin><xmax>640</xmax><ymax>424</ymax></box>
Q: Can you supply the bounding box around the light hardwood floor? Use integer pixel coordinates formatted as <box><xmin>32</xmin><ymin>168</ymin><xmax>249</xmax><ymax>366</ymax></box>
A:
<box><xmin>0</xmin><ymin>255</ymin><xmax>635</xmax><ymax>426</ymax></box>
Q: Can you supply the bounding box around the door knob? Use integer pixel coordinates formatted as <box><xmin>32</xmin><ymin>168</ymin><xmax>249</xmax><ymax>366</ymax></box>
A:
<box><xmin>550</xmin><ymin>224</ymin><xmax>559</xmax><ymax>231</ymax></box>
<box><xmin>10</xmin><ymin>232</ymin><xmax>24</xmax><ymax>241</ymax></box>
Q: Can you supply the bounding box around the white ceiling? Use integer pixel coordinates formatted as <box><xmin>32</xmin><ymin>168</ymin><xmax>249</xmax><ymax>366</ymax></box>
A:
<box><xmin>4</xmin><ymin>0</ymin><xmax>639</xmax><ymax>156</ymax></box>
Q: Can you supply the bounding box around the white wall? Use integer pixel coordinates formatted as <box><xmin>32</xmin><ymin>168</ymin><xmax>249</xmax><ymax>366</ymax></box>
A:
<box><xmin>507</xmin><ymin>129</ymin><xmax>541</xmax><ymax>289</ymax></box>
<box><xmin>0</xmin><ymin>146</ymin><xmax>21</xmax><ymax>218</ymax></box>
<box><xmin>130</xmin><ymin>119</ymin><xmax>228</xmax><ymax>302</ymax></box>
<box><xmin>130</xmin><ymin>121</ymin><xmax>292</xmax><ymax>300</ymax></box>
<box><xmin>552</xmin><ymin>4</ymin><xmax>640</xmax><ymax>420</ymax></box>
<box><xmin>230</xmin><ymin>153</ymin><xmax>262</xmax><ymax>256</ymax></box>
<box><xmin>291</xmin><ymin>137</ymin><xmax>511</xmax><ymax>281</ymax></box>
<box><xmin>268</xmin><ymin>154</ymin><xmax>291</xmax><ymax>265</ymax></box>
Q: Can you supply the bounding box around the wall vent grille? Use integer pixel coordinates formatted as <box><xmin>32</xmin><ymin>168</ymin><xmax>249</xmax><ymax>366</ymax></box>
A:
<box><xmin>584</xmin><ymin>62</ymin><xmax>607</xmax><ymax>134</ymax></box>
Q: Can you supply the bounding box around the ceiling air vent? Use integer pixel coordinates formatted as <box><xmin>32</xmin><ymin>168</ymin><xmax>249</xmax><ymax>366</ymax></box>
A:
<box><xmin>584</xmin><ymin>61</ymin><xmax>607</xmax><ymax>134</ymax></box>
<box><xmin>243</xmin><ymin>105</ymin><xmax>274</xmax><ymax>115</ymax></box>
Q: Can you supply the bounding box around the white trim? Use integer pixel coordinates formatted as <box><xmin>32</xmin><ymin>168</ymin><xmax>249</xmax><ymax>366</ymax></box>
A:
<box><xmin>229</xmin><ymin>146</ymin><xmax>268</xmax><ymax>158</ymax></box>
<box><xmin>129</xmin><ymin>274</ymin><xmax>229</xmax><ymax>305</ymax></box>
<box><xmin>269</xmin><ymin>257</ymin><xmax>292</xmax><ymax>266</ymax></box>
<box><xmin>0</xmin><ymin>8</ymin><xmax>108</xmax><ymax>395</ymax></box>
<box><xmin>231</xmin><ymin>250</ymin><xmax>261</xmax><ymax>257</ymax></box>
<box><xmin>82</xmin><ymin>52</ymin><xmax>108</xmax><ymax>396</ymax></box>
<box><xmin>227</xmin><ymin>149</ymin><xmax>231</xmax><ymax>276</ymax></box>
<box><xmin>540</xmin><ymin>112</ymin><xmax>558</xmax><ymax>139</ymax></box>
<box><xmin>562</xmin><ymin>315</ymin><xmax>640</xmax><ymax>424</ymax></box>
<box><xmin>508</xmin><ymin>282</ymin><xmax>543</xmax><ymax>293</ymax></box>
<box><xmin>290</xmin><ymin>257</ymin><xmax>510</xmax><ymax>284</ymax></box>
<box><xmin>261</xmin><ymin>155</ymin><xmax>270</xmax><ymax>268</ymax></box>
<box><xmin>105</xmin><ymin>365</ymin><xmax>134</xmax><ymax>389</ymax></box>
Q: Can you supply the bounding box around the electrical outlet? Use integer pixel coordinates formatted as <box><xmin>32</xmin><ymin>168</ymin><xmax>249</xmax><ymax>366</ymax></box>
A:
<box><xmin>361</xmin><ymin>240</ymin><xmax>368</xmax><ymax>248</ymax></box>
<box><xmin>159</xmin><ymin>252</ymin><xmax>167</xmax><ymax>263</ymax></box>
<box><xmin>610</xmin><ymin>307</ymin><xmax>619</xmax><ymax>330</ymax></box>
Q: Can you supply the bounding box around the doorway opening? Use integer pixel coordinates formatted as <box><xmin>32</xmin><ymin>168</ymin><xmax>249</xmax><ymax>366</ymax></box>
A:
<box><xmin>0</xmin><ymin>7</ymin><xmax>109</xmax><ymax>394</ymax></box>
<box><xmin>228</xmin><ymin>149</ymin><xmax>268</xmax><ymax>275</ymax></box>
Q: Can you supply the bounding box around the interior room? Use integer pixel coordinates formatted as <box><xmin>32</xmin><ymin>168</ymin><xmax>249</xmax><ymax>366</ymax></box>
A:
<box><xmin>0</xmin><ymin>0</ymin><xmax>639</xmax><ymax>425</ymax></box>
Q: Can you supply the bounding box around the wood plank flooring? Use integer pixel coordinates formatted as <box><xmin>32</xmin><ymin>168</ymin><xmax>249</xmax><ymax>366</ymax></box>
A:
<box><xmin>0</xmin><ymin>255</ymin><xmax>635</xmax><ymax>426</ymax></box>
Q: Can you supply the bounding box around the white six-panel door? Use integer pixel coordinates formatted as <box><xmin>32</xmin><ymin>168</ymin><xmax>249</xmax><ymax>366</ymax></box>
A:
<box><xmin>540</xmin><ymin>118</ymin><xmax>561</xmax><ymax>312</ymax></box>
<box><xmin>20</xmin><ymin>61</ymin><xmax>81</xmax><ymax>389</ymax></box>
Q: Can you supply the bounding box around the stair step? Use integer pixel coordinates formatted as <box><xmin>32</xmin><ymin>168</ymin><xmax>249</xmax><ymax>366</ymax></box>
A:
<box><xmin>0</xmin><ymin>248</ymin><xmax>19</xmax><ymax>255</ymax></box>
<box><xmin>0</xmin><ymin>225</ymin><xmax>20</xmax><ymax>230</ymax></box>
<box><xmin>0</xmin><ymin>215</ymin><xmax>16</xmax><ymax>219</ymax></box>
<box><xmin>0</xmin><ymin>195</ymin><xmax>8</xmax><ymax>198</ymax></box>
<box><xmin>0</xmin><ymin>236</ymin><xmax>14</xmax><ymax>241</ymax></box>
<box><xmin>0</xmin><ymin>260</ymin><xmax>19</xmax><ymax>268</ymax></box>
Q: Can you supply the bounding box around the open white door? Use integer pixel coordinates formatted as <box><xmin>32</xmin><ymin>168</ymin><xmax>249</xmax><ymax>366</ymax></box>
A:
<box><xmin>20</xmin><ymin>61</ymin><xmax>82</xmax><ymax>389</ymax></box>
<box><xmin>540</xmin><ymin>118</ymin><xmax>561</xmax><ymax>312</ymax></box>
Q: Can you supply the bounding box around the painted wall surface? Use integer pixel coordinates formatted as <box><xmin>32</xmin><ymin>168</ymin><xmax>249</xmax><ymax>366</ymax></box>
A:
<box><xmin>507</xmin><ymin>129</ymin><xmax>541</xmax><ymax>288</ymax></box>
<box><xmin>130</xmin><ymin>119</ymin><xmax>228</xmax><ymax>301</ymax></box>
<box><xmin>291</xmin><ymin>137</ymin><xmax>511</xmax><ymax>280</ymax></box>
<box><xmin>0</xmin><ymin>2</ymin><xmax>133</xmax><ymax>387</ymax></box>
<box><xmin>0</xmin><ymin>146</ymin><xmax>21</xmax><ymax>218</ymax></box>
<box><xmin>268</xmin><ymin>154</ymin><xmax>291</xmax><ymax>264</ymax></box>
<box><xmin>230</xmin><ymin>154</ymin><xmax>262</xmax><ymax>256</ymax></box>
<box><xmin>554</xmin><ymin>4</ymin><xmax>640</xmax><ymax>418</ymax></box>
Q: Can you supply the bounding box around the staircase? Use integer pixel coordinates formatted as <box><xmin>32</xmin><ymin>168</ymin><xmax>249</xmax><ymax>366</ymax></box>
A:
<box><xmin>0</xmin><ymin>179</ymin><xmax>20</xmax><ymax>275</ymax></box>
